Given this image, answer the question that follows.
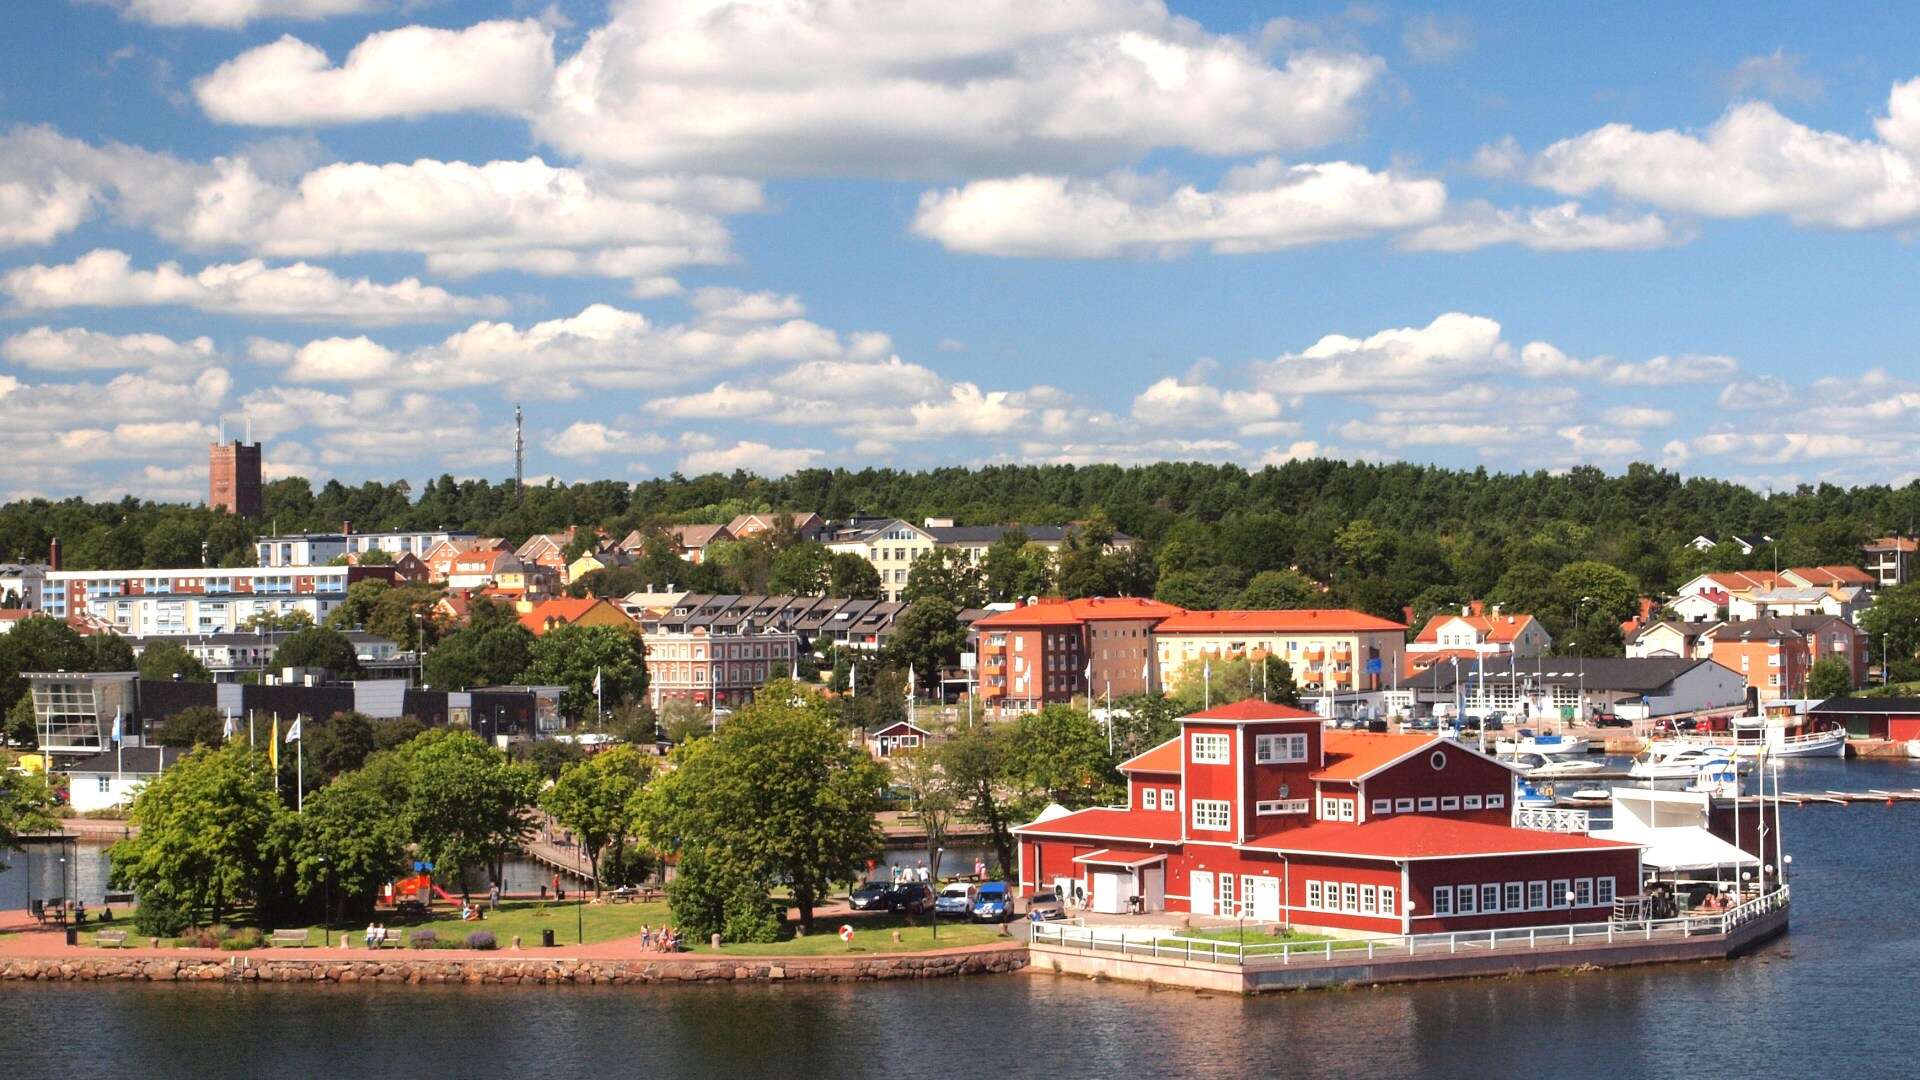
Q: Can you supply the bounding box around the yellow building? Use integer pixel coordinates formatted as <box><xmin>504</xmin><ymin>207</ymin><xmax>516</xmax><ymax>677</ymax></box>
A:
<box><xmin>1152</xmin><ymin>609</ymin><xmax>1408</xmax><ymax>694</ymax></box>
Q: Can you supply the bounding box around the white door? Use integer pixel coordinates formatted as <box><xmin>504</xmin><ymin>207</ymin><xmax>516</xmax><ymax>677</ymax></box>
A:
<box><xmin>1252</xmin><ymin>876</ymin><xmax>1281</xmax><ymax>922</ymax></box>
<box><xmin>1091</xmin><ymin>870</ymin><xmax>1126</xmax><ymax>914</ymax></box>
<box><xmin>1190</xmin><ymin>871</ymin><xmax>1214</xmax><ymax>915</ymax></box>
<box><xmin>1143</xmin><ymin>866</ymin><xmax>1165</xmax><ymax>913</ymax></box>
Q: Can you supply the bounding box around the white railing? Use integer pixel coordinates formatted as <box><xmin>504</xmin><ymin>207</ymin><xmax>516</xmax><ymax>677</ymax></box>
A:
<box><xmin>1030</xmin><ymin>886</ymin><xmax>1788</xmax><ymax>969</ymax></box>
<box><xmin>1513</xmin><ymin>807</ymin><xmax>1591</xmax><ymax>833</ymax></box>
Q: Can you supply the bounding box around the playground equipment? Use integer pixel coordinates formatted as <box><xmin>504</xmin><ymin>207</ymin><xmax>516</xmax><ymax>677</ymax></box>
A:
<box><xmin>388</xmin><ymin>873</ymin><xmax>460</xmax><ymax>907</ymax></box>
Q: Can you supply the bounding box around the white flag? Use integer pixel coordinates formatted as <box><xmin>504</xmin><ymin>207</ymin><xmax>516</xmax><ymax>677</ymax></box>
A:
<box><xmin>284</xmin><ymin>716</ymin><xmax>302</xmax><ymax>742</ymax></box>
<box><xmin>1083</xmin><ymin>661</ymin><xmax>1092</xmax><ymax>686</ymax></box>
<box><xmin>1141</xmin><ymin>658</ymin><xmax>1150</xmax><ymax>680</ymax></box>
<box><xmin>111</xmin><ymin>706</ymin><xmax>123</xmax><ymax>744</ymax></box>
<box><xmin>1203</xmin><ymin>658</ymin><xmax>1212</xmax><ymax>681</ymax></box>
<box><xmin>223</xmin><ymin>712</ymin><xmax>236</xmax><ymax>740</ymax></box>
<box><xmin>593</xmin><ymin>667</ymin><xmax>603</xmax><ymax>695</ymax></box>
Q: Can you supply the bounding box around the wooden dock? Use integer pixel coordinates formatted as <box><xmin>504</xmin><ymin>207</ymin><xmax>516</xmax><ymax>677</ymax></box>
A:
<box><xmin>1775</xmin><ymin>789</ymin><xmax>1920</xmax><ymax>806</ymax></box>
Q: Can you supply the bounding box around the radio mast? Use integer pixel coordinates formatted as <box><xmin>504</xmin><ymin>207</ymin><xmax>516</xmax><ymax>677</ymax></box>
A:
<box><xmin>514</xmin><ymin>404</ymin><xmax>525</xmax><ymax>497</ymax></box>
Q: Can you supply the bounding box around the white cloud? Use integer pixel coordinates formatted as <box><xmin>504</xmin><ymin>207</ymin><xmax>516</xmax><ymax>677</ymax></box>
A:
<box><xmin>104</xmin><ymin>0</ymin><xmax>377</xmax><ymax>28</ymax></box>
<box><xmin>1259</xmin><ymin>440</ymin><xmax>1323</xmax><ymax>465</ymax></box>
<box><xmin>1253</xmin><ymin>312</ymin><xmax>1511</xmax><ymax>394</ymax></box>
<box><xmin>1721</xmin><ymin>48</ymin><xmax>1825</xmax><ymax>105</ymax></box>
<box><xmin>3</xmin><ymin>326</ymin><xmax>216</xmax><ymax>371</ymax></box>
<box><xmin>689</xmin><ymin>287</ymin><xmax>806</xmax><ymax>325</ymax></box>
<box><xmin>0</xmin><ymin>368</ymin><xmax>232</xmax><ymax>434</ymax></box>
<box><xmin>1397</xmin><ymin>201</ymin><xmax>1683</xmax><ymax>252</ymax></box>
<box><xmin>545</xmin><ymin>420</ymin><xmax>667</xmax><ymax>459</ymax></box>
<box><xmin>680</xmin><ymin>440</ymin><xmax>824</xmax><ymax>477</ymax></box>
<box><xmin>1131</xmin><ymin>375</ymin><xmax>1281</xmax><ymax>427</ymax></box>
<box><xmin>1602</xmin><ymin>405</ymin><xmax>1677</xmax><ymax>429</ymax></box>
<box><xmin>1718</xmin><ymin>375</ymin><xmax>1793</xmax><ymax>410</ymax></box>
<box><xmin>196</xmin><ymin>21</ymin><xmax>555</xmax><ymax>125</ymax></box>
<box><xmin>913</xmin><ymin>160</ymin><xmax>1445</xmax><ymax>258</ymax></box>
<box><xmin>535</xmin><ymin>0</ymin><xmax>1384</xmax><ymax>178</ymax></box>
<box><xmin>1401</xmin><ymin>12</ymin><xmax>1470</xmax><ymax>65</ymax></box>
<box><xmin>2</xmin><ymin>248</ymin><xmax>506</xmax><ymax>323</ymax></box>
<box><xmin>1675</xmin><ymin>431</ymin><xmax>1876</xmax><ymax>464</ymax></box>
<box><xmin>1495</xmin><ymin>81</ymin><xmax>1920</xmax><ymax>230</ymax></box>
<box><xmin>644</xmin><ymin>383</ymin><xmax>783</xmax><ymax>420</ymax></box>
<box><xmin>258</xmin><ymin>335</ymin><xmax>395</xmax><ymax>382</ymax></box>
<box><xmin>0</xmin><ymin>125</ymin><xmax>200</xmax><ymax>248</ymax></box>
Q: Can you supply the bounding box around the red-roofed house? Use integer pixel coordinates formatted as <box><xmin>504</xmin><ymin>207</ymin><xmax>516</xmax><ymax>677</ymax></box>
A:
<box><xmin>1782</xmin><ymin>564</ymin><xmax>1875</xmax><ymax>589</ymax></box>
<box><xmin>1015</xmin><ymin>700</ymin><xmax>1640</xmax><ymax>933</ymax></box>
<box><xmin>517</xmin><ymin>597</ymin><xmax>639</xmax><ymax>637</ymax></box>
<box><xmin>1406</xmin><ymin>601</ymin><xmax>1551</xmax><ymax>676</ymax></box>
<box><xmin>1153</xmin><ymin>608</ymin><xmax>1408</xmax><ymax>696</ymax></box>
<box><xmin>972</xmin><ymin>597</ymin><xmax>1183</xmax><ymax>710</ymax></box>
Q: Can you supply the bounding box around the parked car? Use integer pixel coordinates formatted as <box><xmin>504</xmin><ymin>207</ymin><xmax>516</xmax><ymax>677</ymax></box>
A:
<box><xmin>1592</xmin><ymin>712</ymin><xmax>1632</xmax><ymax>728</ymax></box>
<box><xmin>1408</xmin><ymin>714</ymin><xmax>1438</xmax><ymax>731</ymax></box>
<box><xmin>890</xmin><ymin>882</ymin><xmax>936</xmax><ymax>915</ymax></box>
<box><xmin>972</xmin><ymin>881</ymin><xmax>1015</xmax><ymax>922</ymax></box>
<box><xmin>935</xmin><ymin>882</ymin><xmax>978</xmax><ymax>916</ymax></box>
<box><xmin>1025</xmin><ymin>887</ymin><xmax>1065</xmax><ymax>923</ymax></box>
<box><xmin>849</xmin><ymin>880</ymin><xmax>894</xmax><ymax>911</ymax></box>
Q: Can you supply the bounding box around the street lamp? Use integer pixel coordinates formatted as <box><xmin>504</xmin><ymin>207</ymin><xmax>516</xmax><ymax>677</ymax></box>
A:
<box><xmin>319</xmin><ymin>856</ymin><xmax>330</xmax><ymax>946</ymax></box>
<box><xmin>1573</xmin><ymin>596</ymin><xmax>1592</xmax><ymax>728</ymax></box>
<box><xmin>931</xmin><ymin>844</ymin><xmax>944</xmax><ymax>941</ymax></box>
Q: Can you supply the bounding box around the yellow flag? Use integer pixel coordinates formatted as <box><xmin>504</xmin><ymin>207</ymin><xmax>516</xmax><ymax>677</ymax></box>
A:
<box><xmin>269</xmin><ymin>716</ymin><xmax>280</xmax><ymax>772</ymax></box>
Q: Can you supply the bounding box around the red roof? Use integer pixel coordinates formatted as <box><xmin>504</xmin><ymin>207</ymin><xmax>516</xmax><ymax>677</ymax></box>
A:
<box><xmin>1312</xmin><ymin>732</ymin><xmax>1438</xmax><ymax>781</ymax></box>
<box><xmin>972</xmin><ymin>597</ymin><xmax>1184</xmax><ymax>628</ymax></box>
<box><xmin>1181</xmin><ymin>699</ymin><xmax>1321</xmax><ymax>723</ymax></box>
<box><xmin>1012</xmin><ymin>806</ymin><xmax>1184</xmax><ymax>844</ymax></box>
<box><xmin>1788</xmin><ymin>565</ymin><xmax>1874</xmax><ymax>587</ymax></box>
<box><xmin>517</xmin><ymin>597</ymin><xmax>632</xmax><ymax>635</ymax></box>
<box><xmin>1705</xmin><ymin>571</ymin><xmax>1785</xmax><ymax>592</ymax></box>
<box><xmin>1155</xmin><ymin>608</ymin><xmax>1406</xmax><ymax>633</ymax></box>
<box><xmin>1242</xmin><ymin>816</ymin><xmax>1640</xmax><ymax>861</ymax></box>
<box><xmin>1413</xmin><ymin>611</ymin><xmax>1537</xmax><ymax>644</ymax></box>
<box><xmin>1118</xmin><ymin>737</ymin><xmax>1180</xmax><ymax>774</ymax></box>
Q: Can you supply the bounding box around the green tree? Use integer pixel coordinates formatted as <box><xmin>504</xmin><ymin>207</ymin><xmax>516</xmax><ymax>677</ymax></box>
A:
<box><xmin>1261</xmin><ymin>655</ymin><xmax>1302</xmax><ymax>706</ymax></box>
<box><xmin>398</xmin><ymin>730</ymin><xmax>541</xmax><ymax>901</ymax></box>
<box><xmin>0</xmin><ymin>617</ymin><xmax>89</xmax><ymax>715</ymax></box>
<box><xmin>108</xmin><ymin>743</ymin><xmax>285</xmax><ymax>924</ymax></box>
<box><xmin>1552</xmin><ymin>561</ymin><xmax>1640</xmax><ymax>656</ymax></box>
<box><xmin>886</xmin><ymin>597</ymin><xmax>967</xmax><ymax>697</ymax></box>
<box><xmin>1238</xmin><ymin>569</ymin><xmax>1322</xmax><ymax>609</ymax></box>
<box><xmin>658</xmin><ymin>698</ymin><xmax>712</xmax><ymax>743</ymax></box>
<box><xmin>1106</xmin><ymin>693</ymin><xmax>1183</xmax><ymax>764</ymax></box>
<box><xmin>664</xmin><ymin>844</ymin><xmax>780</xmax><ymax>943</ymax></box>
<box><xmin>423</xmin><ymin>608</ymin><xmax>534</xmax><ymax>690</ymax></box>
<box><xmin>137</xmin><ymin>639</ymin><xmax>211</xmax><ymax>682</ymax></box>
<box><xmin>0</xmin><ymin>766</ymin><xmax>57</xmax><ymax>870</ymax></box>
<box><xmin>768</xmin><ymin>541</ymin><xmax>833</xmax><ymax>595</ymax></box>
<box><xmin>983</xmin><ymin>531</ymin><xmax>1055</xmax><ymax>601</ymax></box>
<box><xmin>241</xmin><ymin>609</ymin><xmax>315</xmax><ymax>632</ymax></box>
<box><xmin>86</xmin><ymin>633</ymin><xmax>136</xmax><ymax>672</ymax></box>
<box><xmin>1808</xmin><ymin>655</ymin><xmax>1854</xmax><ymax>698</ymax></box>
<box><xmin>638</xmin><ymin>682</ymin><xmax>886</xmax><ymax>931</ymax></box>
<box><xmin>890</xmin><ymin>747</ymin><xmax>955</xmax><ymax>880</ymax></box>
<box><xmin>542</xmin><ymin>745</ymin><xmax>654</xmax><ymax>895</ymax></box>
<box><xmin>826</xmin><ymin>552</ymin><xmax>883</xmax><ymax>599</ymax></box>
<box><xmin>903</xmin><ymin>548</ymin><xmax>987</xmax><ymax>608</ymax></box>
<box><xmin>271</xmin><ymin>626</ymin><xmax>361</xmax><ymax>676</ymax></box>
<box><xmin>516</xmin><ymin>738</ymin><xmax>586</xmax><ymax>780</ymax></box>
<box><xmin>156</xmin><ymin>705</ymin><xmax>227</xmax><ymax>748</ymax></box>
<box><xmin>5</xmin><ymin>693</ymin><xmax>35</xmax><ymax>749</ymax></box>
<box><xmin>1335</xmin><ymin>518</ymin><xmax>1394</xmax><ymax>576</ymax></box>
<box><xmin>520</xmin><ymin>623</ymin><xmax>649</xmax><ymax>721</ymax></box>
<box><xmin>1001</xmin><ymin>705</ymin><xmax>1122</xmax><ymax>817</ymax></box>
<box><xmin>937</xmin><ymin>724</ymin><xmax>1016</xmax><ymax>877</ymax></box>
<box><xmin>305</xmin><ymin>710</ymin><xmax>377</xmax><ymax>779</ymax></box>
<box><xmin>1861</xmin><ymin>582</ymin><xmax>1920</xmax><ymax>669</ymax></box>
<box><xmin>282</xmin><ymin>767</ymin><xmax>409</xmax><ymax>920</ymax></box>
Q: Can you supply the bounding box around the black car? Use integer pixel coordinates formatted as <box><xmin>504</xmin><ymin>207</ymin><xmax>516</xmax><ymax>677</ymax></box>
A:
<box><xmin>889</xmin><ymin>882</ymin><xmax>936</xmax><ymax>915</ymax></box>
<box><xmin>1593</xmin><ymin>713</ymin><xmax>1632</xmax><ymax>728</ymax></box>
<box><xmin>849</xmin><ymin>880</ymin><xmax>894</xmax><ymax>911</ymax></box>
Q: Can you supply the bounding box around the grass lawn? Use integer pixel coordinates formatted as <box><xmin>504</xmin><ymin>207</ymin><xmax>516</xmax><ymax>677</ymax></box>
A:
<box><xmin>307</xmin><ymin>898</ymin><xmax>678</xmax><ymax>948</ymax></box>
<box><xmin>700</xmin><ymin>913</ymin><xmax>1010</xmax><ymax>956</ymax></box>
<box><xmin>1158</xmin><ymin>926</ymin><xmax>1372</xmax><ymax>954</ymax></box>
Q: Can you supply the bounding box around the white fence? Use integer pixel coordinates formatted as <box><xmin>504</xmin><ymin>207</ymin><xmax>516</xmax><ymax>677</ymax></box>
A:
<box><xmin>1513</xmin><ymin>806</ymin><xmax>1591</xmax><ymax>833</ymax></box>
<box><xmin>1030</xmin><ymin>886</ymin><xmax>1788</xmax><ymax>968</ymax></box>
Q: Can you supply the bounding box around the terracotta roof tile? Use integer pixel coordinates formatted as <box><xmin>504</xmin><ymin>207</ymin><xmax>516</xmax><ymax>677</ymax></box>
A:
<box><xmin>1243</xmin><ymin>816</ymin><xmax>1639</xmax><ymax>860</ymax></box>
<box><xmin>1156</xmin><ymin>608</ymin><xmax>1406</xmax><ymax>633</ymax></box>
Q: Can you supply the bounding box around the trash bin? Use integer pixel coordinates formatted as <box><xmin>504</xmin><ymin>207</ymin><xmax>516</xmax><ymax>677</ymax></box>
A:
<box><xmin>541</xmin><ymin>928</ymin><xmax>555</xmax><ymax>948</ymax></box>
<box><xmin>65</xmin><ymin>926</ymin><xmax>78</xmax><ymax>946</ymax></box>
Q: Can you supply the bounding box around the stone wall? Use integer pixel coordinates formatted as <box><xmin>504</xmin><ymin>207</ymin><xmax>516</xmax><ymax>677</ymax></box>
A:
<box><xmin>0</xmin><ymin>945</ymin><xmax>1028</xmax><ymax>987</ymax></box>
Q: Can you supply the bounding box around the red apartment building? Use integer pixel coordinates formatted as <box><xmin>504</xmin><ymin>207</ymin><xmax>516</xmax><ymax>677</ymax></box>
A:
<box><xmin>1016</xmin><ymin>699</ymin><xmax>1641</xmax><ymax>933</ymax></box>
<box><xmin>972</xmin><ymin>597</ymin><xmax>1182</xmax><ymax>709</ymax></box>
<box><xmin>1699</xmin><ymin>615</ymin><xmax>1866</xmax><ymax>702</ymax></box>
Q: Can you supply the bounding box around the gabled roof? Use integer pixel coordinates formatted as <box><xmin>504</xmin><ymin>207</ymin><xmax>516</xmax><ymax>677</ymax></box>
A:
<box><xmin>1784</xmin><ymin>565</ymin><xmax>1875</xmax><ymax>588</ymax></box>
<box><xmin>516</xmin><ymin>597</ymin><xmax>635</xmax><ymax>635</ymax></box>
<box><xmin>63</xmin><ymin>746</ymin><xmax>189</xmax><ymax>775</ymax></box>
<box><xmin>1181</xmin><ymin>699</ymin><xmax>1321</xmax><ymax>724</ymax></box>
<box><xmin>1865</xmin><ymin>537</ymin><xmax>1919</xmax><ymax>553</ymax></box>
<box><xmin>1118</xmin><ymin>737</ymin><xmax>1181</xmax><ymax>774</ymax></box>
<box><xmin>1011</xmin><ymin>806</ymin><xmax>1185</xmax><ymax>844</ymax></box>
<box><xmin>1703</xmin><ymin>614</ymin><xmax>1852</xmax><ymax>642</ymax></box>
<box><xmin>670</xmin><ymin>523</ymin><xmax>733</xmax><ymax>548</ymax></box>
<box><xmin>1414</xmin><ymin>611</ymin><xmax>1538</xmax><ymax>644</ymax></box>
<box><xmin>1155</xmin><ymin>608</ymin><xmax>1406</xmax><ymax>634</ymax></box>
<box><xmin>1701</xmin><ymin>571</ymin><xmax>1786</xmax><ymax>592</ymax></box>
<box><xmin>1241</xmin><ymin>816</ymin><xmax>1640</xmax><ymax>861</ymax></box>
<box><xmin>971</xmin><ymin>597</ymin><xmax>1182</xmax><ymax>628</ymax></box>
<box><xmin>1312</xmin><ymin>732</ymin><xmax>1448</xmax><ymax>782</ymax></box>
<box><xmin>868</xmin><ymin>721</ymin><xmax>932</xmax><ymax>738</ymax></box>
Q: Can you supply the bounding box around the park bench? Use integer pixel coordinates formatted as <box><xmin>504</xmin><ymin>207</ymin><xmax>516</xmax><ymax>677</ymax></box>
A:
<box><xmin>270</xmin><ymin>929</ymin><xmax>314</xmax><ymax>948</ymax></box>
<box><xmin>94</xmin><ymin>930</ymin><xmax>129</xmax><ymax>948</ymax></box>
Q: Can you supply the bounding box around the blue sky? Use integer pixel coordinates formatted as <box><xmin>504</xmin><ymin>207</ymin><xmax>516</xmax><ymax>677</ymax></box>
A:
<box><xmin>5</xmin><ymin>0</ymin><xmax>1920</xmax><ymax>501</ymax></box>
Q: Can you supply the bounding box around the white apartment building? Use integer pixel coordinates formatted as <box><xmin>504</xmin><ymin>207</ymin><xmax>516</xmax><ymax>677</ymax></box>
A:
<box><xmin>257</xmin><ymin>529</ymin><xmax>476</xmax><ymax>567</ymax></box>
<box><xmin>42</xmin><ymin>566</ymin><xmax>353</xmax><ymax>635</ymax></box>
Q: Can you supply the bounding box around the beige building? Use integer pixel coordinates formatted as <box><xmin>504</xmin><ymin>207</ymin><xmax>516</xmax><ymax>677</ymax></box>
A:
<box><xmin>1152</xmin><ymin>609</ymin><xmax>1409</xmax><ymax>695</ymax></box>
<box><xmin>646</xmin><ymin>627</ymin><xmax>799</xmax><ymax>708</ymax></box>
<box><xmin>823</xmin><ymin>518</ymin><xmax>936</xmax><ymax>602</ymax></box>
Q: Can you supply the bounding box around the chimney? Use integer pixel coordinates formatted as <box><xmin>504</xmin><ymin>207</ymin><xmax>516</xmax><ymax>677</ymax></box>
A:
<box><xmin>1469</xmin><ymin>600</ymin><xmax>1485</xmax><ymax>617</ymax></box>
<box><xmin>1401</xmin><ymin>605</ymin><xmax>1415</xmax><ymax>624</ymax></box>
<box><xmin>342</xmin><ymin>520</ymin><xmax>352</xmax><ymax>535</ymax></box>
<box><xmin>48</xmin><ymin>536</ymin><xmax>60</xmax><ymax>572</ymax></box>
<box><xmin>1460</xmin><ymin>604</ymin><xmax>1470</xmax><ymax>616</ymax></box>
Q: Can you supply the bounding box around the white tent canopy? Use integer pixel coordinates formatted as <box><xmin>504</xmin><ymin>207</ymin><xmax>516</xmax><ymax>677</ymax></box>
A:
<box><xmin>1595</xmin><ymin>825</ymin><xmax>1756</xmax><ymax>872</ymax></box>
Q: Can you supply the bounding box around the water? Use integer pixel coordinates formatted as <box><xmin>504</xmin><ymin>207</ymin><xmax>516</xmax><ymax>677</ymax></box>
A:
<box><xmin>2</xmin><ymin>757</ymin><xmax>1915</xmax><ymax>1077</ymax></box>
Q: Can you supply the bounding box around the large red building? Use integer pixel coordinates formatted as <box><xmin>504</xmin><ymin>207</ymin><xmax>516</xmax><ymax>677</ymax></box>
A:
<box><xmin>973</xmin><ymin>597</ymin><xmax>1181</xmax><ymax>709</ymax></box>
<box><xmin>1016</xmin><ymin>700</ymin><xmax>1642</xmax><ymax>934</ymax></box>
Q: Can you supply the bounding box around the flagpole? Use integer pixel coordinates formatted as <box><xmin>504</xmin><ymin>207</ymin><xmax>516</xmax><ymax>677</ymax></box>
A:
<box><xmin>296</xmin><ymin>727</ymin><xmax>304</xmax><ymax>814</ymax></box>
<box><xmin>1104</xmin><ymin>679</ymin><xmax>1112</xmax><ymax>755</ymax></box>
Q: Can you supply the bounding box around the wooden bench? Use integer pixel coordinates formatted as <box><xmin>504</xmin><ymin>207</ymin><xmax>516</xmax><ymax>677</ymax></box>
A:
<box><xmin>271</xmin><ymin>929</ymin><xmax>314</xmax><ymax>948</ymax></box>
<box><xmin>94</xmin><ymin>930</ymin><xmax>129</xmax><ymax>948</ymax></box>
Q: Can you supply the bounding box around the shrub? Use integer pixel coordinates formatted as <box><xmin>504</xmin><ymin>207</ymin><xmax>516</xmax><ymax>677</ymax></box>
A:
<box><xmin>464</xmin><ymin>931</ymin><xmax>496</xmax><ymax>950</ymax></box>
<box><xmin>133</xmin><ymin>895</ymin><xmax>191</xmax><ymax>938</ymax></box>
<box><xmin>407</xmin><ymin>929</ymin><xmax>437</xmax><ymax>949</ymax></box>
<box><xmin>220</xmin><ymin>928</ymin><xmax>263</xmax><ymax>951</ymax></box>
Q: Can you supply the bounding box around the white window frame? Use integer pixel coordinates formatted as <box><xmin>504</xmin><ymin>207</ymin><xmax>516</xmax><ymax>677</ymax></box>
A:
<box><xmin>1360</xmin><ymin>884</ymin><xmax>1377</xmax><ymax>914</ymax></box>
<box><xmin>1432</xmin><ymin>887</ymin><xmax>1453</xmax><ymax>916</ymax></box>
<box><xmin>1337</xmin><ymin>799</ymin><xmax>1356</xmax><ymax>822</ymax></box>
<box><xmin>1551</xmin><ymin>879</ymin><xmax>1572</xmax><ymax>909</ymax></box>
<box><xmin>1306</xmin><ymin>880</ymin><xmax>1323</xmax><ymax>910</ymax></box>
<box><xmin>1486</xmin><ymin>793</ymin><xmax>1505</xmax><ymax>809</ymax></box>
<box><xmin>1321</xmin><ymin>796</ymin><xmax>1340</xmax><ymax>820</ymax></box>
<box><xmin>1574</xmin><ymin>878</ymin><xmax>1594</xmax><ymax>907</ymax></box>
<box><xmin>1440</xmin><ymin>796</ymin><xmax>1461</xmax><ymax>811</ymax></box>
<box><xmin>1162</xmin><ymin>787</ymin><xmax>1177</xmax><ymax>810</ymax></box>
<box><xmin>1371</xmin><ymin>798</ymin><xmax>1392</xmax><ymax>816</ymax></box>
<box><xmin>1455</xmin><ymin>884</ymin><xmax>1477</xmax><ymax>914</ymax></box>
<box><xmin>1395</xmin><ymin>798</ymin><xmax>1415</xmax><ymax>812</ymax></box>
<box><xmin>1505</xmin><ymin>882</ymin><xmax>1524</xmax><ymax>911</ymax></box>
<box><xmin>1191</xmin><ymin>733</ymin><xmax>1231</xmax><ymax>765</ymax></box>
<box><xmin>1342</xmin><ymin>883</ymin><xmax>1358</xmax><ymax>912</ymax></box>
<box><xmin>1527</xmin><ymin>881</ymin><xmax>1547</xmax><ymax>910</ymax></box>
<box><xmin>1191</xmin><ymin>799</ymin><xmax>1232</xmax><ymax>832</ymax></box>
<box><xmin>1379</xmin><ymin>885</ymin><xmax>1396</xmax><ymax>915</ymax></box>
<box><xmin>96</xmin><ymin>776</ymin><xmax>111</xmax><ymax>792</ymax></box>
<box><xmin>1142</xmin><ymin>787</ymin><xmax>1158</xmax><ymax>811</ymax></box>
<box><xmin>1418</xmin><ymin>797</ymin><xmax>1438</xmax><ymax>812</ymax></box>
<box><xmin>1596</xmin><ymin>876</ymin><xmax>1616</xmax><ymax>905</ymax></box>
<box><xmin>1481</xmin><ymin>883</ymin><xmax>1501</xmax><ymax>913</ymax></box>
<box><xmin>1463</xmin><ymin>795</ymin><xmax>1483</xmax><ymax>810</ymax></box>
<box><xmin>1256</xmin><ymin>798</ymin><xmax>1310</xmax><ymax>816</ymax></box>
<box><xmin>1254</xmin><ymin>732</ymin><xmax>1308</xmax><ymax>764</ymax></box>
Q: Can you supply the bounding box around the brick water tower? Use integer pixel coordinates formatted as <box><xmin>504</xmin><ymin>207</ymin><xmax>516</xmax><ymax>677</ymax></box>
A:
<box><xmin>209</xmin><ymin>439</ymin><xmax>262</xmax><ymax>517</ymax></box>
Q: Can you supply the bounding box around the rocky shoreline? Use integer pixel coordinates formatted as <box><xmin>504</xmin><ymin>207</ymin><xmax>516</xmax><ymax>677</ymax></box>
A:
<box><xmin>0</xmin><ymin>944</ymin><xmax>1029</xmax><ymax>987</ymax></box>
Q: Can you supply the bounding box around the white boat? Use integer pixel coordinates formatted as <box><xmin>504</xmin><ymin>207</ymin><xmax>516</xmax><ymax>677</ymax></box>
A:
<box><xmin>1907</xmin><ymin>739</ymin><xmax>1920</xmax><ymax>760</ymax></box>
<box><xmin>1629</xmin><ymin>745</ymin><xmax>1738</xmax><ymax>779</ymax></box>
<box><xmin>1495</xmin><ymin>729</ymin><xmax>1592</xmax><ymax>757</ymax></box>
<box><xmin>1515</xmin><ymin>780</ymin><xmax>1556</xmax><ymax>810</ymax></box>
<box><xmin>1686</xmin><ymin>763</ymin><xmax>1742</xmax><ymax>798</ymax></box>
<box><xmin>1509</xmin><ymin>752</ymin><xmax>1605</xmax><ymax>779</ymax></box>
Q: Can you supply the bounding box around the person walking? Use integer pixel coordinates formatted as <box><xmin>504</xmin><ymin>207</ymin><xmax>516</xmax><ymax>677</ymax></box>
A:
<box><xmin>489</xmin><ymin>881</ymin><xmax>502</xmax><ymax>910</ymax></box>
